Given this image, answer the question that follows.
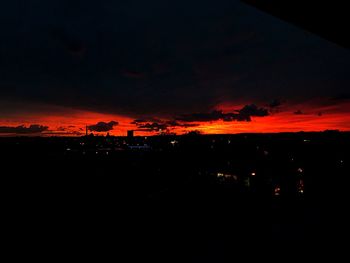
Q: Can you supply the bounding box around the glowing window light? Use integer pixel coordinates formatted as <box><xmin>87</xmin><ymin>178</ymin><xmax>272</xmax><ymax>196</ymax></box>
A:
<box><xmin>217</xmin><ymin>173</ymin><xmax>224</xmax><ymax>178</ymax></box>
<box><xmin>297</xmin><ymin>179</ymin><xmax>305</xmax><ymax>194</ymax></box>
<box><xmin>274</xmin><ymin>186</ymin><xmax>281</xmax><ymax>196</ymax></box>
<box><xmin>170</xmin><ymin>140</ymin><xmax>178</xmax><ymax>146</ymax></box>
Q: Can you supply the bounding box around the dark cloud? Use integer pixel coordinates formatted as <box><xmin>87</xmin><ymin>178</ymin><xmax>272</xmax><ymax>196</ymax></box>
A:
<box><xmin>57</xmin><ymin>126</ymin><xmax>66</xmax><ymax>131</ymax></box>
<box><xmin>57</xmin><ymin>125</ymin><xmax>77</xmax><ymax>132</ymax></box>
<box><xmin>268</xmin><ymin>99</ymin><xmax>283</xmax><ymax>108</ymax></box>
<box><xmin>331</xmin><ymin>93</ymin><xmax>350</xmax><ymax>101</ymax></box>
<box><xmin>131</xmin><ymin>119</ymin><xmax>147</xmax><ymax>124</ymax></box>
<box><xmin>88</xmin><ymin>121</ymin><xmax>118</xmax><ymax>132</ymax></box>
<box><xmin>177</xmin><ymin>104</ymin><xmax>269</xmax><ymax>122</ymax></box>
<box><xmin>0</xmin><ymin>124</ymin><xmax>48</xmax><ymax>134</ymax></box>
<box><xmin>51</xmin><ymin>27</ymin><xmax>87</xmax><ymax>57</ymax></box>
<box><xmin>135</xmin><ymin>120</ymin><xmax>199</xmax><ymax>132</ymax></box>
<box><xmin>237</xmin><ymin>104</ymin><xmax>269</xmax><ymax>121</ymax></box>
<box><xmin>131</xmin><ymin>118</ymin><xmax>162</xmax><ymax>125</ymax></box>
<box><xmin>294</xmin><ymin>110</ymin><xmax>304</xmax><ymax>115</ymax></box>
<box><xmin>177</xmin><ymin>110</ymin><xmax>225</xmax><ymax>122</ymax></box>
<box><xmin>1</xmin><ymin>0</ymin><xmax>350</xmax><ymax>118</ymax></box>
<box><xmin>121</xmin><ymin>70</ymin><xmax>146</xmax><ymax>79</ymax></box>
<box><xmin>165</xmin><ymin>121</ymin><xmax>199</xmax><ymax>128</ymax></box>
<box><xmin>136</xmin><ymin>122</ymin><xmax>168</xmax><ymax>132</ymax></box>
<box><xmin>45</xmin><ymin>130</ymin><xmax>83</xmax><ymax>136</ymax></box>
<box><xmin>185</xmin><ymin>130</ymin><xmax>202</xmax><ymax>136</ymax></box>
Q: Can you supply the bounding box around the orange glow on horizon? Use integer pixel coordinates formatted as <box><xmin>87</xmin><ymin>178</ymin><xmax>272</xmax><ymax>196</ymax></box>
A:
<box><xmin>1</xmin><ymin>101</ymin><xmax>350</xmax><ymax>136</ymax></box>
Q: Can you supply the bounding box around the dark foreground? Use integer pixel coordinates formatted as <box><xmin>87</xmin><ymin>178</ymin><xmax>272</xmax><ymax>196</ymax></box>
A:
<box><xmin>1</xmin><ymin>132</ymin><xmax>349</xmax><ymax>260</ymax></box>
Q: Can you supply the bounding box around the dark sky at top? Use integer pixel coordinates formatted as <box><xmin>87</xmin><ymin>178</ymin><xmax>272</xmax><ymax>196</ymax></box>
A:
<box><xmin>1</xmin><ymin>0</ymin><xmax>350</xmax><ymax>120</ymax></box>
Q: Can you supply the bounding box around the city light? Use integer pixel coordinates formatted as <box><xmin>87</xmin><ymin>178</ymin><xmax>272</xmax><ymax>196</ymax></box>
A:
<box><xmin>274</xmin><ymin>186</ymin><xmax>281</xmax><ymax>196</ymax></box>
<box><xmin>217</xmin><ymin>173</ymin><xmax>224</xmax><ymax>178</ymax></box>
<box><xmin>170</xmin><ymin>140</ymin><xmax>178</xmax><ymax>146</ymax></box>
<box><xmin>297</xmin><ymin>179</ymin><xmax>305</xmax><ymax>194</ymax></box>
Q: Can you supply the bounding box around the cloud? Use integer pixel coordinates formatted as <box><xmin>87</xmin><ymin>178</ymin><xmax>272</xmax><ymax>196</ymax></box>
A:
<box><xmin>44</xmin><ymin>131</ymin><xmax>83</xmax><ymax>136</ymax></box>
<box><xmin>331</xmin><ymin>93</ymin><xmax>350</xmax><ymax>101</ymax></box>
<box><xmin>294</xmin><ymin>110</ymin><xmax>304</xmax><ymax>115</ymax></box>
<box><xmin>55</xmin><ymin>125</ymin><xmax>80</xmax><ymax>134</ymax></box>
<box><xmin>121</xmin><ymin>70</ymin><xmax>146</xmax><ymax>79</ymax></box>
<box><xmin>165</xmin><ymin>121</ymin><xmax>199</xmax><ymax>128</ymax></box>
<box><xmin>237</xmin><ymin>104</ymin><xmax>269</xmax><ymax>121</ymax></box>
<box><xmin>51</xmin><ymin>27</ymin><xmax>87</xmax><ymax>57</ymax></box>
<box><xmin>185</xmin><ymin>130</ymin><xmax>202</xmax><ymax>136</ymax></box>
<box><xmin>57</xmin><ymin>126</ymin><xmax>67</xmax><ymax>131</ymax></box>
<box><xmin>0</xmin><ymin>124</ymin><xmax>48</xmax><ymax>134</ymax></box>
<box><xmin>177</xmin><ymin>104</ymin><xmax>269</xmax><ymax>122</ymax></box>
<box><xmin>136</xmin><ymin>122</ymin><xmax>168</xmax><ymax>132</ymax></box>
<box><xmin>268</xmin><ymin>99</ymin><xmax>283</xmax><ymax>108</ymax></box>
<box><xmin>134</xmin><ymin>120</ymin><xmax>199</xmax><ymax>132</ymax></box>
<box><xmin>131</xmin><ymin>118</ymin><xmax>162</xmax><ymax>125</ymax></box>
<box><xmin>177</xmin><ymin>110</ymin><xmax>225</xmax><ymax>122</ymax></box>
<box><xmin>88</xmin><ymin>121</ymin><xmax>118</xmax><ymax>132</ymax></box>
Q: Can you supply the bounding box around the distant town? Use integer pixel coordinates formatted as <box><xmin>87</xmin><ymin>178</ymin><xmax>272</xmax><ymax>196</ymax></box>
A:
<box><xmin>2</xmin><ymin>130</ymin><xmax>348</xmax><ymax>199</ymax></box>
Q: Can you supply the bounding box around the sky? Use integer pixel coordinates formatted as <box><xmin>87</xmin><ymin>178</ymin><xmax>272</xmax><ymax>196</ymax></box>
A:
<box><xmin>1</xmin><ymin>0</ymin><xmax>350</xmax><ymax>136</ymax></box>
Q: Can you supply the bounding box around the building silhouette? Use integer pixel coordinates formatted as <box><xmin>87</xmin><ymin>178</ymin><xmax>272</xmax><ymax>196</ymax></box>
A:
<box><xmin>127</xmin><ymin>130</ymin><xmax>134</xmax><ymax>138</ymax></box>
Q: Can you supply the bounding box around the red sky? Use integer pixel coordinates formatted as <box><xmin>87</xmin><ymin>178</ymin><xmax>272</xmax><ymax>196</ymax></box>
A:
<box><xmin>1</xmin><ymin>99</ymin><xmax>349</xmax><ymax>136</ymax></box>
<box><xmin>2</xmin><ymin>1</ymin><xmax>350</xmax><ymax>137</ymax></box>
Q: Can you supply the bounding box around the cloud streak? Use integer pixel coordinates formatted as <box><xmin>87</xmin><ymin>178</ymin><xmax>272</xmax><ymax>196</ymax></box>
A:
<box><xmin>177</xmin><ymin>104</ymin><xmax>269</xmax><ymax>122</ymax></box>
<box><xmin>0</xmin><ymin>124</ymin><xmax>49</xmax><ymax>134</ymax></box>
<box><xmin>134</xmin><ymin>120</ymin><xmax>199</xmax><ymax>133</ymax></box>
<box><xmin>88</xmin><ymin>121</ymin><xmax>118</xmax><ymax>132</ymax></box>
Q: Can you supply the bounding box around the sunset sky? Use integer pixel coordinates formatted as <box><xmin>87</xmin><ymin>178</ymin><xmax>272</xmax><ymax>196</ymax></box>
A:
<box><xmin>1</xmin><ymin>0</ymin><xmax>350</xmax><ymax>136</ymax></box>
